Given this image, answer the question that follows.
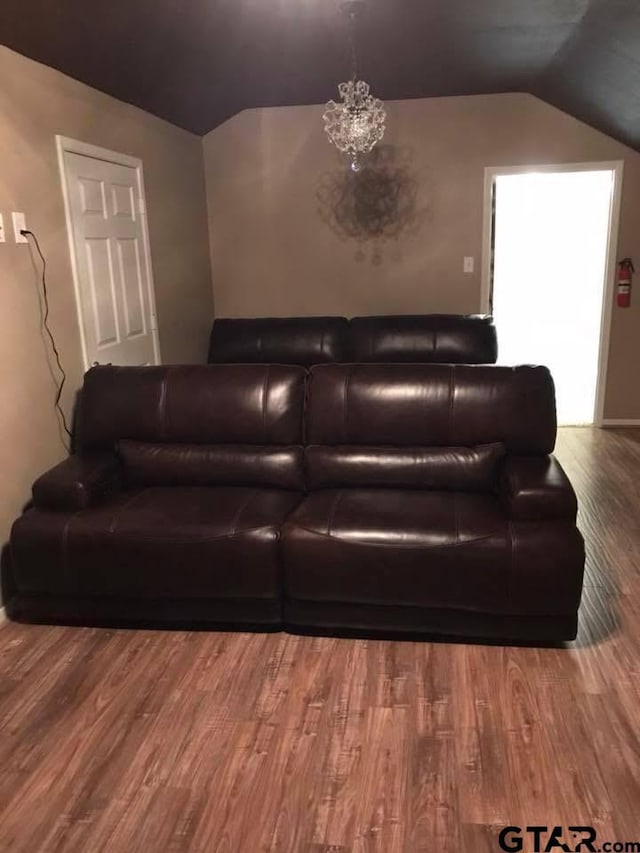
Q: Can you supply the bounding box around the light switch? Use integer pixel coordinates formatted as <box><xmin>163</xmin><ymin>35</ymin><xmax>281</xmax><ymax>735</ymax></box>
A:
<box><xmin>0</xmin><ymin>214</ymin><xmax>5</xmax><ymax>243</ymax></box>
<box><xmin>463</xmin><ymin>256</ymin><xmax>474</xmax><ymax>274</ymax></box>
<box><xmin>12</xmin><ymin>212</ymin><xmax>28</xmax><ymax>244</ymax></box>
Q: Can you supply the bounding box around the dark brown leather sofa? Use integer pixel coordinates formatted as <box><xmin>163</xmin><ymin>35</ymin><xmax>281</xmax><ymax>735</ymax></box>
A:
<box><xmin>208</xmin><ymin>314</ymin><xmax>498</xmax><ymax>365</ymax></box>
<box><xmin>8</xmin><ymin>362</ymin><xmax>584</xmax><ymax>642</ymax></box>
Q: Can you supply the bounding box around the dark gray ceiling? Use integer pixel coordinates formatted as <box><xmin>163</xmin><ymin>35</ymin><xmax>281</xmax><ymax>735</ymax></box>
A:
<box><xmin>2</xmin><ymin>0</ymin><xmax>640</xmax><ymax>147</ymax></box>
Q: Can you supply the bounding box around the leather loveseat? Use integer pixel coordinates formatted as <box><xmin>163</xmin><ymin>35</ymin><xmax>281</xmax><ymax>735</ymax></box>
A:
<box><xmin>8</xmin><ymin>362</ymin><xmax>584</xmax><ymax>642</ymax></box>
<box><xmin>208</xmin><ymin>314</ymin><xmax>498</xmax><ymax>366</ymax></box>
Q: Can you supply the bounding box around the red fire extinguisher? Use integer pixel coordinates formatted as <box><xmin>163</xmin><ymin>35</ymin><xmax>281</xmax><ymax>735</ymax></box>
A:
<box><xmin>617</xmin><ymin>258</ymin><xmax>634</xmax><ymax>308</ymax></box>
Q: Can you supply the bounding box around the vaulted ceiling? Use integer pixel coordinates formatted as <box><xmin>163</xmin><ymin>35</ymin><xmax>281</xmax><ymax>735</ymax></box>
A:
<box><xmin>2</xmin><ymin>0</ymin><xmax>640</xmax><ymax>148</ymax></box>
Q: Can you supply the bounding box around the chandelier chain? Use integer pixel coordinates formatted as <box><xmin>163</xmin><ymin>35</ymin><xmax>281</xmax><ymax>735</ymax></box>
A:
<box><xmin>348</xmin><ymin>8</ymin><xmax>358</xmax><ymax>81</ymax></box>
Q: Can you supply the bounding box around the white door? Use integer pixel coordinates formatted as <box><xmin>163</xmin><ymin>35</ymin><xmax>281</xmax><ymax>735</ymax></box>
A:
<box><xmin>58</xmin><ymin>140</ymin><xmax>160</xmax><ymax>368</ymax></box>
<box><xmin>486</xmin><ymin>166</ymin><xmax>621</xmax><ymax>426</ymax></box>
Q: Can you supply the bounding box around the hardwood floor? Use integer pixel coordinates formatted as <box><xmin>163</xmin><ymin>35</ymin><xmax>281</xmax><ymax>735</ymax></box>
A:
<box><xmin>0</xmin><ymin>427</ymin><xmax>639</xmax><ymax>852</ymax></box>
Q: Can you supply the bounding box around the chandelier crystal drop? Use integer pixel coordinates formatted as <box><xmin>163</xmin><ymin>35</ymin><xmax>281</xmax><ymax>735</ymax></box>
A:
<box><xmin>323</xmin><ymin>2</ymin><xmax>386</xmax><ymax>172</ymax></box>
<box><xmin>323</xmin><ymin>80</ymin><xmax>386</xmax><ymax>172</ymax></box>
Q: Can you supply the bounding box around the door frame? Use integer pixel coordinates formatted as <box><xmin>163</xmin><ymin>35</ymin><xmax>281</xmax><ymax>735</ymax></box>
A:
<box><xmin>56</xmin><ymin>135</ymin><xmax>161</xmax><ymax>370</ymax></box>
<box><xmin>480</xmin><ymin>161</ymin><xmax>624</xmax><ymax>427</ymax></box>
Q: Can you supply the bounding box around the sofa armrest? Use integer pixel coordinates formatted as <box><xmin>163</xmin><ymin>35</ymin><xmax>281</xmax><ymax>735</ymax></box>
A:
<box><xmin>32</xmin><ymin>452</ymin><xmax>122</xmax><ymax>511</ymax></box>
<box><xmin>499</xmin><ymin>455</ymin><xmax>578</xmax><ymax>521</ymax></box>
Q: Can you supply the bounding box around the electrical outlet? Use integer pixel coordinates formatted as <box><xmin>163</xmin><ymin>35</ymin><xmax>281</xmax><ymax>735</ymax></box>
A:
<box><xmin>0</xmin><ymin>214</ymin><xmax>5</xmax><ymax>243</ymax></box>
<box><xmin>463</xmin><ymin>256</ymin><xmax>474</xmax><ymax>274</ymax></box>
<box><xmin>12</xmin><ymin>212</ymin><xmax>28</xmax><ymax>244</ymax></box>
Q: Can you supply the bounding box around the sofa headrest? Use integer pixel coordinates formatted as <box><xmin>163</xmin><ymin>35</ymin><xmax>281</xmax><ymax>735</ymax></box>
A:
<box><xmin>306</xmin><ymin>363</ymin><xmax>556</xmax><ymax>454</ymax></box>
<box><xmin>349</xmin><ymin>314</ymin><xmax>498</xmax><ymax>363</ymax></box>
<box><xmin>305</xmin><ymin>443</ymin><xmax>506</xmax><ymax>491</ymax></box>
<box><xmin>79</xmin><ymin>364</ymin><xmax>306</xmax><ymax>449</ymax></box>
<box><xmin>117</xmin><ymin>440</ymin><xmax>304</xmax><ymax>491</ymax></box>
<box><xmin>208</xmin><ymin>317</ymin><xmax>349</xmax><ymax>366</ymax></box>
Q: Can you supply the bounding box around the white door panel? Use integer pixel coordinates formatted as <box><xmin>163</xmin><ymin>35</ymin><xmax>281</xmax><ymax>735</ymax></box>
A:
<box><xmin>59</xmin><ymin>143</ymin><xmax>160</xmax><ymax>368</ymax></box>
<box><xmin>85</xmin><ymin>237</ymin><xmax>119</xmax><ymax>346</ymax></box>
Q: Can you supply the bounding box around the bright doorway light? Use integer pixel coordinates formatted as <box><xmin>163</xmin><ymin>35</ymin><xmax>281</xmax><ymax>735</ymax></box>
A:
<box><xmin>491</xmin><ymin>169</ymin><xmax>615</xmax><ymax>425</ymax></box>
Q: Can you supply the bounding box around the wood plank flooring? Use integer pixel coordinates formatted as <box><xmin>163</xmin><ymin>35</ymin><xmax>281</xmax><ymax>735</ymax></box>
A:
<box><xmin>1</xmin><ymin>427</ymin><xmax>639</xmax><ymax>852</ymax></box>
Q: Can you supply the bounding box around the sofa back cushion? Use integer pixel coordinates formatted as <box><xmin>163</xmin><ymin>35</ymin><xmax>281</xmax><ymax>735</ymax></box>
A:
<box><xmin>306</xmin><ymin>443</ymin><xmax>505</xmax><ymax>491</ymax></box>
<box><xmin>349</xmin><ymin>314</ymin><xmax>498</xmax><ymax>364</ymax></box>
<box><xmin>307</xmin><ymin>364</ymin><xmax>556</xmax><ymax>456</ymax></box>
<box><xmin>208</xmin><ymin>317</ymin><xmax>349</xmax><ymax>366</ymax></box>
<box><xmin>79</xmin><ymin>364</ymin><xmax>306</xmax><ymax>451</ymax></box>
<box><xmin>117</xmin><ymin>441</ymin><xmax>304</xmax><ymax>490</ymax></box>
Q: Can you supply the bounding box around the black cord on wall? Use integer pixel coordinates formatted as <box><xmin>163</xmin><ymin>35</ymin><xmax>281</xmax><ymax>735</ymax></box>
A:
<box><xmin>21</xmin><ymin>229</ymin><xmax>73</xmax><ymax>445</ymax></box>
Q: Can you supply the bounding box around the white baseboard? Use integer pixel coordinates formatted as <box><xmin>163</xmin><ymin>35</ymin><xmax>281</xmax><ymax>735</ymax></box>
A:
<box><xmin>600</xmin><ymin>419</ymin><xmax>640</xmax><ymax>427</ymax></box>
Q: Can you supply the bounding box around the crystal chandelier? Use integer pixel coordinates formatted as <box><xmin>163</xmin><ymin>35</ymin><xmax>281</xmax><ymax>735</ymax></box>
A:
<box><xmin>323</xmin><ymin>2</ymin><xmax>386</xmax><ymax>172</ymax></box>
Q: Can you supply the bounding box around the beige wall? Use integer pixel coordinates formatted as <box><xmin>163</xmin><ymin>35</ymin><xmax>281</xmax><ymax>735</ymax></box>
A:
<box><xmin>0</xmin><ymin>46</ymin><xmax>213</xmax><ymax>586</ymax></box>
<box><xmin>203</xmin><ymin>92</ymin><xmax>640</xmax><ymax>421</ymax></box>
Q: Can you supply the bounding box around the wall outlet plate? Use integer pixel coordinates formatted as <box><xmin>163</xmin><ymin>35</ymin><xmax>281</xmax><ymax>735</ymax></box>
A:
<box><xmin>0</xmin><ymin>214</ymin><xmax>5</xmax><ymax>243</ymax></box>
<box><xmin>12</xmin><ymin>212</ymin><xmax>27</xmax><ymax>243</ymax></box>
<box><xmin>463</xmin><ymin>256</ymin><xmax>475</xmax><ymax>274</ymax></box>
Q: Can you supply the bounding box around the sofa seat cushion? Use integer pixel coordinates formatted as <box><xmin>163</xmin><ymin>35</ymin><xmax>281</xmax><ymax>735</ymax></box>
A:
<box><xmin>281</xmin><ymin>489</ymin><xmax>584</xmax><ymax>615</ymax></box>
<box><xmin>11</xmin><ymin>487</ymin><xmax>302</xmax><ymax>600</ymax></box>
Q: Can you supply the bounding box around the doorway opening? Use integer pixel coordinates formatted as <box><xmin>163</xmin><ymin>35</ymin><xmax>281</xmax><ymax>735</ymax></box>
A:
<box><xmin>482</xmin><ymin>163</ymin><xmax>623</xmax><ymax>426</ymax></box>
